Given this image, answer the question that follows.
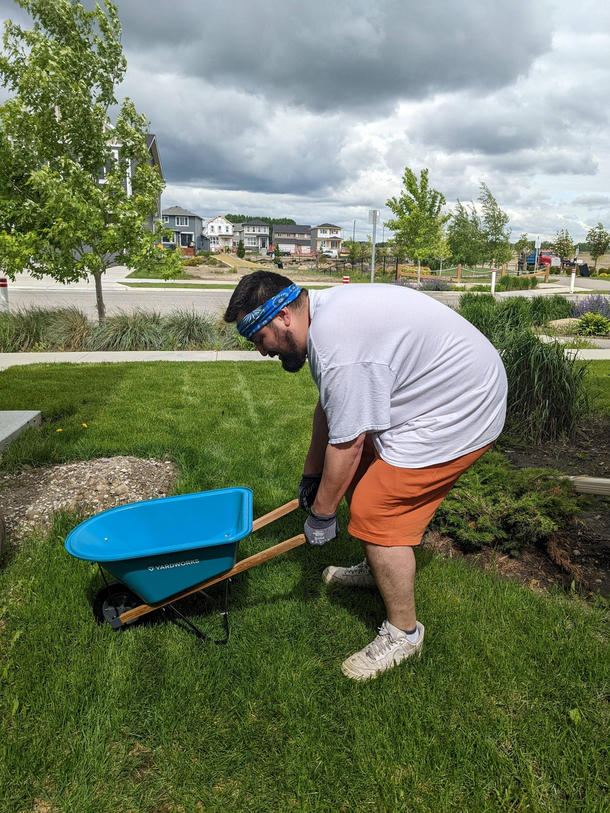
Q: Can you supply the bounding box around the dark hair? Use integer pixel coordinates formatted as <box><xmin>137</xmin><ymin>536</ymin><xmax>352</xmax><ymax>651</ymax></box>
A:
<box><xmin>223</xmin><ymin>271</ymin><xmax>307</xmax><ymax>323</ymax></box>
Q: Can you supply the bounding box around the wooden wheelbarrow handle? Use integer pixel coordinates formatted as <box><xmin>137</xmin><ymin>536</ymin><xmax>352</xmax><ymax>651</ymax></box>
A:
<box><xmin>120</xmin><ymin>499</ymin><xmax>302</xmax><ymax>624</ymax></box>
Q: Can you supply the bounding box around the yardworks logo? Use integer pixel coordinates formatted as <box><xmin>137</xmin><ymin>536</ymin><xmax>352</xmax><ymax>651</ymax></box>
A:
<box><xmin>148</xmin><ymin>558</ymin><xmax>200</xmax><ymax>572</ymax></box>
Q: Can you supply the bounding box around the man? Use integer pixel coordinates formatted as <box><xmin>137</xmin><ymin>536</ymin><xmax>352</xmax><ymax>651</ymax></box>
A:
<box><xmin>224</xmin><ymin>272</ymin><xmax>507</xmax><ymax>681</ymax></box>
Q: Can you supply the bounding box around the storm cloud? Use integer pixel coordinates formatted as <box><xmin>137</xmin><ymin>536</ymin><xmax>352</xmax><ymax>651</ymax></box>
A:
<box><xmin>0</xmin><ymin>0</ymin><xmax>609</xmax><ymax>239</ymax></box>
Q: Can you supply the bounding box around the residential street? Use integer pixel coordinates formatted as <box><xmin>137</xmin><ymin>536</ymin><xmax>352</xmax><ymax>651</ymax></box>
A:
<box><xmin>8</xmin><ymin>288</ymin><xmax>233</xmax><ymax>318</ymax></box>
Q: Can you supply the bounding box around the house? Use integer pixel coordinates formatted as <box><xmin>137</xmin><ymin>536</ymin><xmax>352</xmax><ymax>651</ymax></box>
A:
<box><xmin>100</xmin><ymin>127</ymin><xmax>164</xmax><ymax>231</ymax></box>
<box><xmin>161</xmin><ymin>206</ymin><xmax>204</xmax><ymax>254</ymax></box>
<box><xmin>311</xmin><ymin>224</ymin><xmax>343</xmax><ymax>254</ymax></box>
<box><xmin>272</xmin><ymin>224</ymin><xmax>312</xmax><ymax>255</ymax></box>
<box><xmin>204</xmin><ymin>215</ymin><xmax>234</xmax><ymax>252</ymax></box>
<box><xmin>232</xmin><ymin>219</ymin><xmax>271</xmax><ymax>254</ymax></box>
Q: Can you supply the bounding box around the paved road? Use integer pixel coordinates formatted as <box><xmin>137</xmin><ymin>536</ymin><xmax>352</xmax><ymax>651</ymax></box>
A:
<box><xmin>550</xmin><ymin>276</ymin><xmax>610</xmax><ymax>292</ymax></box>
<box><xmin>9</xmin><ymin>288</ymin><xmax>233</xmax><ymax>318</ymax></box>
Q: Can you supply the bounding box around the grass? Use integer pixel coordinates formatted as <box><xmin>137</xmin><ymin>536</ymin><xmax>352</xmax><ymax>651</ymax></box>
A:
<box><xmin>123</xmin><ymin>282</ymin><xmax>239</xmax><ymax>289</ymax></box>
<box><xmin>125</xmin><ymin>263</ymin><xmax>199</xmax><ymax>281</ymax></box>
<box><xmin>0</xmin><ymin>362</ymin><xmax>608</xmax><ymax>812</ymax></box>
<box><xmin>584</xmin><ymin>359</ymin><xmax>610</xmax><ymax>413</ymax></box>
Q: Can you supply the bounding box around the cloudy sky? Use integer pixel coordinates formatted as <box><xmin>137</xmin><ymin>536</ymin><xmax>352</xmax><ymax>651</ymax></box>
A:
<box><xmin>1</xmin><ymin>0</ymin><xmax>610</xmax><ymax>240</ymax></box>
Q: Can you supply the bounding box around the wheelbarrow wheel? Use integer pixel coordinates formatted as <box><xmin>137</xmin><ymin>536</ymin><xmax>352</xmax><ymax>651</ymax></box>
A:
<box><xmin>93</xmin><ymin>580</ymin><xmax>141</xmax><ymax>630</ymax></box>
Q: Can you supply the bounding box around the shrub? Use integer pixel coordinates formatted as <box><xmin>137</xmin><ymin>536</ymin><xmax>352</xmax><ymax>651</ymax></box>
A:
<box><xmin>183</xmin><ymin>257</ymin><xmax>203</xmax><ymax>267</ymax></box>
<box><xmin>431</xmin><ymin>451</ymin><xmax>582</xmax><ymax>555</ymax></box>
<box><xmin>0</xmin><ymin>312</ymin><xmax>18</xmax><ymax>352</ymax></box>
<box><xmin>458</xmin><ymin>294</ymin><xmax>590</xmax><ymax>442</ymax></box>
<box><xmin>163</xmin><ymin>310</ymin><xmax>217</xmax><ymax>349</ymax></box>
<box><xmin>501</xmin><ymin>329</ymin><xmax>589</xmax><ymax>442</ymax></box>
<box><xmin>44</xmin><ymin>307</ymin><xmax>91</xmax><ymax>350</ymax></box>
<box><xmin>9</xmin><ymin>307</ymin><xmax>48</xmax><ymax>350</ymax></box>
<box><xmin>216</xmin><ymin>317</ymin><xmax>251</xmax><ymax>350</ymax></box>
<box><xmin>469</xmin><ymin>284</ymin><xmax>491</xmax><ymax>292</ymax></box>
<box><xmin>496</xmin><ymin>275</ymin><xmax>538</xmax><ymax>291</ymax></box>
<box><xmin>570</xmin><ymin>294</ymin><xmax>610</xmax><ymax>318</ymax></box>
<box><xmin>419</xmin><ymin>278</ymin><xmax>453</xmax><ymax>291</ymax></box>
<box><xmin>88</xmin><ymin>310</ymin><xmax>166</xmax><ymax>351</ymax></box>
<box><xmin>575</xmin><ymin>313</ymin><xmax>610</xmax><ymax>336</ymax></box>
<box><xmin>528</xmin><ymin>294</ymin><xmax>572</xmax><ymax>325</ymax></box>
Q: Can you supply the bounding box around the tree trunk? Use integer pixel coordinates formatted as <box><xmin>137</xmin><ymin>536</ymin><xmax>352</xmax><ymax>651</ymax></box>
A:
<box><xmin>93</xmin><ymin>271</ymin><xmax>106</xmax><ymax>322</ymax></box>
<box><xmin>417</xmin><ymin>259</ymin><xmax>421</xmax><ymax>286</ymax></box>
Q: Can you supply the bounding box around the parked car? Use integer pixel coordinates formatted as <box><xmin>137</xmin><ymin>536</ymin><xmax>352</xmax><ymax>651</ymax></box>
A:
<box><xmin>322</xmin><ymin>249</ymin><xmax>338</xmax><ymax>258</ymax></box>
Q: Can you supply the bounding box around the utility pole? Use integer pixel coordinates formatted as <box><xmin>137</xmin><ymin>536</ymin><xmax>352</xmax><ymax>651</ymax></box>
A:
<box><xmin>369</xmin><ymin>209</ymin><xmax>380</xmax><ymax>283</ymax></box>
<box><xmin>352</xmin><ymin>219</ymin><xmax>356</xmax><ymax>244</ymax></box>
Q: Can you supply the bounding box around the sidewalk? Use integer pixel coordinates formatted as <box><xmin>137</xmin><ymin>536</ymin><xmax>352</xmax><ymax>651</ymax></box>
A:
<box><xmin>1</xmin><ymin>347</ymin><xmax>609</xmax><ymax>372</ymax></box>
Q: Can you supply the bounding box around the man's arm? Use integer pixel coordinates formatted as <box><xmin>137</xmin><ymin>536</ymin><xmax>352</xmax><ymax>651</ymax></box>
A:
<box><xmin>313</xmin><ymin>433</ymin><xmax>366</xmax><ymax>515</ymax></box>
<box><xmin>303</xmin><ymin>399</ymin><xmax>329</xmax><ymax>475</ymax></box>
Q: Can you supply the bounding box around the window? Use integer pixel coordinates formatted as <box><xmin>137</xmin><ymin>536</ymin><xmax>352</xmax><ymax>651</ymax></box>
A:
<box><xmin>246</xmin><ymin>237</ymin><xmax>257</xmax><ymax>246</ymax></box>
<box><xmin>162</xmin><ymin>215</ymin><xmax>170</xmax><ymax>222</ymax></box>
<box><xmin>209</xmin><ymin>225</ymin><xmax>215</xmax><ymax>233</ymax></box>
<box><xmin>331</xmin><ymin>241</ymin><xmax>338</xmax><ymax>248</ymax></box>
<box><xmin>320</xmin><ymin>229</ymin><xmax>328</xmax><ymax>235</ymax></box>
<box><xmin>176</xmin><ymin>216</ymin><xmax>189</xmax><ymax>226</ymax></box>
<box><xmin>210</xmin><ymin>236</ymin><xmax>219</xmax><ymax>245</ymax></box>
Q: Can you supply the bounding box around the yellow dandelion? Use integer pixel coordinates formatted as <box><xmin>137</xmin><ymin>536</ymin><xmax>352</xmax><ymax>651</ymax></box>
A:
<box><xmin>82</xmin><ymin>423</ymin><xmax>88</xmax><ymax>428</ymax></box>
<box><xmin>56</xmin><ymin>428</ymin><xmax>63</xmax><ymax>433</ymax></box>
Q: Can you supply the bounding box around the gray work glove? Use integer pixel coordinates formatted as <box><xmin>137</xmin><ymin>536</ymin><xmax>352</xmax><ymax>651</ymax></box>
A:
<box><xmin>304</xmin><ymin>509</ymin><xmax>339</xmax><ymax>546</ymax></box>
<box><xmin>298</xmin><ymin>473</ymin><xmax>322</xmax><ymax>512</ymax></box>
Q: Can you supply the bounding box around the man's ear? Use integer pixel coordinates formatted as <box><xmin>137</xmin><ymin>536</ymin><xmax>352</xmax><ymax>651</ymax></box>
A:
<box><xmin>277</xmin><ymin>307</ymin><xmax>292</xmax><ymax>327</ymax></box>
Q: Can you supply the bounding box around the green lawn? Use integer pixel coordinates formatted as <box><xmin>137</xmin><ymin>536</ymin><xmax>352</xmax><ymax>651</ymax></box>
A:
<box><xmin>585</xmin><ymin>359</ymin><xmax>610</xmax><ymax>413</ymax></box>
<box><xmin>123</xmin><ymin>281</ymin><xmax>239</xmax><ymax>289</ymax></box>
<box><xmin>0</xmin><ymin>362</ymin><xmax>608</xmax><ymax>812</ymax></box>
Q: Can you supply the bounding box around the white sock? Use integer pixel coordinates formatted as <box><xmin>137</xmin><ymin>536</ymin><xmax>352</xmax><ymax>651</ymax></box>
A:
<box><xmin>387</xmin><ymin>620</ymin><xmax>420</xmax><ymax>644</ymax></box>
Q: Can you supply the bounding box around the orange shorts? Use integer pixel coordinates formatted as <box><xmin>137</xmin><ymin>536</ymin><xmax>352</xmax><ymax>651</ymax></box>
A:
<box><xmin>347</xmin><ymin>437</ymin><xmax>492</xmax><ymax>547</ymax></box>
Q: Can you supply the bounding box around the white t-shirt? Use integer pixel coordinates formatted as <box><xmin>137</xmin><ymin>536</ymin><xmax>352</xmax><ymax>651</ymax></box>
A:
<box><xmin>307</xmin><ymin>284</ymin><xmax>507</xmax><ymax>468</ymax></box>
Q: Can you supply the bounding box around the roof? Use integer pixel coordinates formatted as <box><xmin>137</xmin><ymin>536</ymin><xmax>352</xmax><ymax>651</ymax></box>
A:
<box><xmin>272</xmin><ymin>224</ymin><xmax>311</xmax><ymax>234</ymax></box>
<box><xmin>162</xmin><ymin>206</ymin><xmax>202</xmax><ymax>220</ymax></box>
<box><xmin>145</xmin><ymin>133</ymin><xmax>164</xmax><ymax>182</ymax></box>
<box><xmin>316</xmin><ymin>223</ymin><xmax>341</xmax><ymax>229</ymax></box>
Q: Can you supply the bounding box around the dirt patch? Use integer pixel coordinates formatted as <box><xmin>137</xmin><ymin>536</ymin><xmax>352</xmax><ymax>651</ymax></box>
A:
<box><xmin>502</xmin><ymin>414</ymin><xmax>610</xmax><ymax>479</ymax></box>
<box><xmin>0</xmin><ymin>456</ymin><xmax>178</xmax><ymax>544</ymax></box>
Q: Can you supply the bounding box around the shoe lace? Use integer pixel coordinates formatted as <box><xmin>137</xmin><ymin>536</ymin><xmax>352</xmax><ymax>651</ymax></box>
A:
<box><xmin>346</xmin><ymin>560</ymin><xmax>370</xmax><ymax>576</ymax></box>
<box><xmin>365</xmin><ymin>625</ymin><xmax>397</xmax><ymax>659</ymax></box>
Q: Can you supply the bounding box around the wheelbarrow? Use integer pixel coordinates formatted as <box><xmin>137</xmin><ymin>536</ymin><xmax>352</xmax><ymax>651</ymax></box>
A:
<box><xmin>65</xmin><ymin>487</ymin><xmax>303</xmax><ymax>643</ymax></box>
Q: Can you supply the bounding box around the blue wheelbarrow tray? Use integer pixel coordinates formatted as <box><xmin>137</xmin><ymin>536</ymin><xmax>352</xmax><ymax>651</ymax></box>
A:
<box><xmin>65</xmin><ymin>489</ymin><xmax>303</xmax><ymax>635</ymax></box>
<box><xmin>65</xmin><ymin>488</ymin><xmax>253</xmax><ymax>605</ymax></box>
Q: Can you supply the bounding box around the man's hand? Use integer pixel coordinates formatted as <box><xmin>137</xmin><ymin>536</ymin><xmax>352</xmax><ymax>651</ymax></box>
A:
<box><xmin>298</xmin><ymin>473</ymin><xmax>322</xmax><ymax>511</ymax></box>
<box><xmin>304</xmin><ymin>509</ymin><xmax>339</xmax><ymax>546</ymax></box>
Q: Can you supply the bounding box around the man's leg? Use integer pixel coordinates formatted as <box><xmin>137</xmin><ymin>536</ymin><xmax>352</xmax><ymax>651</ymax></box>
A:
<box><xmin>362</xmin><ymin>541</ymin><xmax>416</xmax><ymax>632</ymax></box>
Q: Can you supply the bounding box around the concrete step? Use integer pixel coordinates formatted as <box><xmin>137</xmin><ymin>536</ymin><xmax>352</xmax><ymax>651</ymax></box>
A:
<box><xmin>0</xmin><ymin>410</ymin><xmax>41</xmax><ymax>452</ymax></box>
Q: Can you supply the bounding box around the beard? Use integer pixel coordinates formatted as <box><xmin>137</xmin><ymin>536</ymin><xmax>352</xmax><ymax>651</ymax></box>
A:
<box><xmin>275</xmin><ymin>328</ymin><xmax>307</xmax><ymax>373</ymax></box>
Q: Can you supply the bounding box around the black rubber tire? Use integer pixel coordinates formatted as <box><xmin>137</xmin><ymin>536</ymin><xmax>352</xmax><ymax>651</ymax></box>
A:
<box><xmin>92</xmin><ymin>580</ymin><xmax>141</xmax><ymax>629</ymax></box>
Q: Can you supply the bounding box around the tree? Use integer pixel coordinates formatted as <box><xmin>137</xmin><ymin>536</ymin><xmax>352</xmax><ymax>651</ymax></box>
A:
<box><xmin>447</xmin><ymin>200</ymin><xmax>485</xmax><ymax>269</ymax></box>
<box><xmin>0</xmin><ymin>0</ymin><xmax>171</xmax><ymax>321</ymax></box>
<box><xmin>433</xmin><ymin>232</ymin><xmax>451</xmax><ymax>272</ymax></box>
<box><xmin>586</xmin><ymin>222</ymin><xmax>610</xmax><ymax>271</ymax></box>
<box><xmin>386</xmin><ymin>167</ymin><xmax>448</xmax><ymax>284</ymax></box>
<box><xmin>273</xmin><ymin>244</ymin><xmax>282</xmax><ymax>264</ymax></box>
<box><xmin>478</xmin><ymin>183</ymin><xmax>512</xmax><ymax>267</ymax></box>
<box><xmin>514</xmin><ymin>233</ymin><xmax>534</xmax><ymax>255</ymax></box>
<box><xmin>344</xmin><ymin>239</ymin><xmax>360</xmax><ymax>266</ymax></box>
<box><xmin>552</xmin><ymin>228</ymin><xmax>574</xmax><ymax>268</ymax></box>
<box><xmin>225</xmin><ymin>214</ymin><xmax>296</xmax><ymax>226</ymax></box>
<box><xmin>236</xmin><ymin>239</ymin><xmax>245</xmax><ymax>258</ymax></box>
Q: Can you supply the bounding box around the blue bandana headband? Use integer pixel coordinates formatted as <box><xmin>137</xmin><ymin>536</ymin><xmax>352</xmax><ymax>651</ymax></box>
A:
<box><xmin>237</xmin><ymin>284</ymin><xmax>302</xmax><ymax>339</ymax></box>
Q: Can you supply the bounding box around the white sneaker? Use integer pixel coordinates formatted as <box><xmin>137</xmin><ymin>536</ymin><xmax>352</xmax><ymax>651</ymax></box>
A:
<box><xmin>341</xmin><ymin>620</ymin><xmax>425</xmax><ymax>681</ymax></box>
<box><xmin>322</xmin><ymin>559</ymin><xmax>376</xmax><ymax>588</ymax></box>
